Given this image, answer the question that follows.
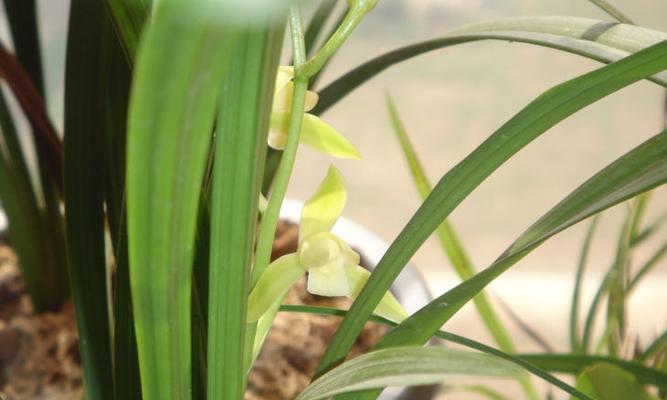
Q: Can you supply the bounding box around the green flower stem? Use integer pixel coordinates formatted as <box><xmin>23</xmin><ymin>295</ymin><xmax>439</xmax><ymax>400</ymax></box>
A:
<box><xmin>301</xmin><ymin>3</ymin><xmax>371</xmax><ymax>78</ymax></box>
<box><xmin>251</xmin><ymin>5</ymin><xmax>308</xmax><ymax>288</ymax></box>
<box><xmin>245</xmin><ymin>4</ymin><xmax>309</xmax><ymax>375</ymax></box>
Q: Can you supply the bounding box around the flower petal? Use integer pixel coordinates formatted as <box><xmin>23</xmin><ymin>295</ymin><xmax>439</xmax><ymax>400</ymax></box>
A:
<box><xmin>300</xmin><ymin>114</ymin><xmax>361</xmax><ymax>159</ymax></box>
<box><xmin>345</xmin><ymin>264</ymin><xmax>408</xmax><ymax>323</ymax></box>
<box><xmin>267</xmin><ymin>126</ymin><xmax>287</xmax><ymax>150</ymax></box>
<box><xmin>300</xmin><ymin>165</ymin><xmax>346</xmax><ymax>242</ymax></box>
<box><xmin>272</xmin><ymin>82</ymin><xmax>319</xmax><ymax>113</ymax></box>
<box><xmin>275</xmin><ymin>66</ymin><xmax>294</xmax><ymax>95</ymax></box>
<box><xmin>247</xmin><ymin>254</ymin><xmax>304</xmax><ymax>322</ymax></box>
<box><xmin>307</xmin><ymin>256</ymin><xmax>349</xmax><ymax>297</ymax></box>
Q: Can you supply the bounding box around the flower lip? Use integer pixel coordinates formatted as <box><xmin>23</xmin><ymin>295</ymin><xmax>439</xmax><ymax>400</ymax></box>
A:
<box><xmin>298</xmin><ymin>231</ymin><xmax>344</xmax><ymax>269</ymax></box>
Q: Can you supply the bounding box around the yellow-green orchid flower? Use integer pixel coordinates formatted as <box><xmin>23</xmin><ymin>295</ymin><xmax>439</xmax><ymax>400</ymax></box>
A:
<box><xmin>269</xmin><ymin>66</ymin><xmax>361</xmax><ymax>160</ymax></box>
<box><xmin>248</xmin><ymin>165</ymin><xmax>407</xmax><ymax>323</ymax></box>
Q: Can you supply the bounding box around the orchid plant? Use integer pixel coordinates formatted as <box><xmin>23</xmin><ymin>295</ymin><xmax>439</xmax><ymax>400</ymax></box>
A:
<box><xmin>1</xmin><ymin>0</ymin><xmax>667</xmax><ymax>399</ymax></box>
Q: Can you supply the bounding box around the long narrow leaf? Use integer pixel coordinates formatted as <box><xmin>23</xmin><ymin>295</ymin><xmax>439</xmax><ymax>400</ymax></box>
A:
<box><xmin>317</xmin><ymin>40</ymin><xmax>667</xmax><ymax>379</ymax></box>
<box><xmin>570</xmin><ymin>217</ymin><xmax>600</xmax><ymax>353</ymax></box>
<box><xmin>63</xmin><ymin>1</ymin><xmax>117</xmax><ymax>398</ymax></box>
<box><xmin>105</xmin><ymin>0</ymin><xmax>152</xmax><ymax>61</ymax></box>
<box><xmin>386</xmin><ymin>93</ymin><xmax>515</xmax><ymax>352</ymax></box>
<box><xmin>99</xmin><ymin>18</ymin><xmax>141</xmax><ymax>399</ymax></box>
<box><xmin>207</xmin><ymin>22</ymin><xmax>285</xmax><ymax>400</ymax></box>
<box><xmin>314</xmin><ymin>17</ymin><xmax>667</xmax><ymax>115</ymax></box>
<box><xmin>297</xmin><ymin>347</ymin><xmax>522</xmax><ymax>400</ymax></box>
<box><xmin>370</xmin><ymin>130</ymin><xmax>667</xmax><ymax>387</ymax></box>
<box><xmin>126</xmin><ymin>3</ymin><xmax>236</xmax><ymax>398</ymax></box>
<box><xmin>282</xmin><ymin>305</ymin><xmax>592</xmax><ymax>400</ymax></box>
<box><xmin>1</xmin><ymin>0</ymin><xmax>45</xmax><ymax>95</ymax></box>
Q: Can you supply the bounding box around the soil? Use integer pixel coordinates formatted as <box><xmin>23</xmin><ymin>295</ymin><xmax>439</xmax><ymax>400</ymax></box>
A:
<box><xmin>0</xmin><ymin>221</ymin><xmax>388</xmax><ymax>399</ymax></box>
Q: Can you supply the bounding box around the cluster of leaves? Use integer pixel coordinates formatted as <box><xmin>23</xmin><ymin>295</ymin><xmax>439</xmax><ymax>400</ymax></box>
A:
<box><xmin>0</xmin><ymin>0</ymin><xmax>666</xmax><ymax>399</ymax></box>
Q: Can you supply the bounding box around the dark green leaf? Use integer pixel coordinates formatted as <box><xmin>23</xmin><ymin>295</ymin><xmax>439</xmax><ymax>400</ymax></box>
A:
<box><xmin>64</xmin><ymin>0</ymin><xmax>118</xmax><ymax>397</ymax></box>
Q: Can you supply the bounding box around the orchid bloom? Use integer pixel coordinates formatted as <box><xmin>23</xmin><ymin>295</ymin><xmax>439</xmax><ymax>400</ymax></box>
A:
<box><xmin>269</xmin><ymin>66</ymin><xmax>361</xmax><ymax>159</ymax></box>
<box><xmin>248</xmin><ymin>165</ymin><xmax>408</xmax><ymax>323</ymax></box>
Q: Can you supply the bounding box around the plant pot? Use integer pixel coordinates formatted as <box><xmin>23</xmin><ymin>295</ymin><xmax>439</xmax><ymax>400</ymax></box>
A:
<box><xmin>279</xmin><ymin>199</ymin><xmax>437</xmax><ymax>400</ymax></box>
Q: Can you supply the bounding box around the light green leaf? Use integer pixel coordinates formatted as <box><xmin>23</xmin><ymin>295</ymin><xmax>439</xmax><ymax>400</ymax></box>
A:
<box><xmin>345</xmin><ymin>265</ymin><xmax>408</xmax><ymax>323</ymax></box>
<box><xmin>296</xmin><ymin>347</ymin><xmax>522</xmax><ymax>400</ymax></box>
<box><xmin>573</xmin><ymin>363</ymin><xmax>657</xmax><ymax>400</ymax></box>
<box><xmin>206</xmin><ymin>23</ymin><xmax>286</xmax><ymax>400</ymax></box>
<box><xmin>126</xmin><ymin>3</ymin><xmax>236</xmax><ymax>398</ymax></box>
<box><xmin>247</xmin><ymin>254</ymin><xmax>304</xmax><ymax>323</ymax></box>
<box><xmin>300</xmin><ymin>165</ymin><xmax>347</xmax><ymax>241</ymax></box>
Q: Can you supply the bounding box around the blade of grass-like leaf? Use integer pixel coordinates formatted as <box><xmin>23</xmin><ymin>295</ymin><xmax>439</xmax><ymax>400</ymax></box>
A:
<box><xmin>641</xmin><ymin>331</ymin><xmax>667</xmax><ymax>362</ymax></box>
<box><xmin>628</xmin><ymin>240</ymin><xmax>667</xmax><ymax>292</ymax></box>
<box><xmin>581</xmin><ymin>267</ymin><xmax>612</xmax><ymax>353</ymax></box>
<box><xmin>105</xmin><ymin>0</ymin><xmax>152</xmax><ymax>61</ymax></box>
<box><xmin>63</xmin><ymin>0</ymin><xmax>119</xmax><ymax>397</ymax></box>
<box><xmin>385</xmin><ymin>93</ymin><xmax>539</xmax><ymax>400</ymax></box>
<box><xmin>313</xmin><ymin>17</ymin><xmax>667</xmax><ymax>115</ymax></box>
<box><xmin>386</xmin><ymin>93</ymin><xmax>515</xmax><ymax>352</ymax></box>
<box><xmin>586</xmin><ymin>0</ymin><xmax>634</xmax><ymax>24</ymax></box>
<box><xmin>605</xmin><ymin>199</ymin><xmax>642</xmax><ymax>356</ymax></box>
<box><xmin>126</xmin><ymin>3</ymin><xmax>236</xmax><ymax>398</ymax></box>
<box><xmin>316</xmin><ymin>40</ymin><xmax>667</xmax><ymax>379</ymax></box>
<box><xmin>519</xmin><ymin>354</ymin><xmax>667</xmax><ymax>389</ymax></box>
<box><xmin>0</xmin><ymin>92</ymin><xmax>65</xmax><ymax>309</ymax></box>
<box><xmin>0</xmin><ymin>46</ymin><xmax>67</xmax><ymax>307</ymax></box>
<box><xmin>207</xmin><ymin>22</ymin><xmax>285</xmax><ymax>400</ymax></box>
<box><xmin>98</xmin><ymin>19</ymin><xmax>140</xmax><ymax>399</ymax></box>
<box><xmin>0</xmin><ymin>42</ymin><xmax>62</xmax><ymax>192</ymax></box>
<box><xmin>1</xmin><ymin>0</ymin><xmax>44</xmax><ymax>96</ymax></box>
<box><xmin>0</xmin><ymin>91</ymin><xmax>31</xmax><ymax>189</ymax></box>
<box><xmin>581</xmin><ymin>200</ymin><xmax>640</xmax><ymax>355</ymax></box>
<box><xmin>357</xmin><ymin>130</ymin><xmax>667</xmax><ymax>399</ymax></box>
<box><xmin>570</xmin><ymin>217</ymin><xmax>600</xmax><ymax>354</ymax></box>
<box><xmin>281</xmin><ymin>305</ymin><xmax>592</xmax><ymax>400</ymax></box>
<box><xmin>297</xmin><ymin>346</ymin><xmax>523</xmax><ymax>400</ymax></box>
<box><xmin>358</xmin><ymin>128</ymin><xmax>667</xmax><ymax>399</ymax></box>
<box><xmin>631</xmin><ymin>210</ymin><xmax>667</xmax><ymax>246</ymax></box>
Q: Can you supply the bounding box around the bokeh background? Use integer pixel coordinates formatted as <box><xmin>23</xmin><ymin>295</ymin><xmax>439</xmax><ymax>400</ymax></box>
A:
<box><xmin>2</xmin><ymin>1</ymin><xmax>666</xmax><ymax>397</ymax></box>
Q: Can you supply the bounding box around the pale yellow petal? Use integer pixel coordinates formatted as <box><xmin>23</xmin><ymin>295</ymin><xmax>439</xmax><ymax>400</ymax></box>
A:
<box><xmin>298</xmin><ymin>232</ymin><xmax>344</xmax><ymax>268</ymax></box>
<box><xmin>300</xmin><ymin>114</ymin><xmax>361</xmax><ymax>159</ymax></box>
<box><xmin>345</xmin><ymin>264</ymin><xmax>408</xmax><ymax>323</ymax></box>
<box><xmin>275</xmin><ymin>66</ymin><xmax>294</xmax><ymax>95</ymax></box>
<box><xmin>304</xmin><ymin>90</ymin><xmax>319</xmax><ymax>112</ymax></box>
<box><xmin>247</xmin><ymin>254</ymin><xmax>304</xmax><ymax>322</ymax></box>
<box><xmin>300</xmin><ymin>165</ymin><xmax>346</xmax><ymax>241</ymax></box>
<box><xmin>272</xmin><ymin>82</ymin><xmax>319</xmax><ymax>113</ymax></box>
<box><xmin>267</xmin><ymin>127</ymin><xmax>287</xmax><ymax>150</ymax></box>
<box><xmin>307</xmin><ymin>256</ymin><xmax>348</xmax><ymax>296</ymax></box>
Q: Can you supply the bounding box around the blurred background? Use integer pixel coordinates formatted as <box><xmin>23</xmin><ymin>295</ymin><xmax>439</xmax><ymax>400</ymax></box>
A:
<box><xmin>2</xmin><ymin>0</ymin><xmax>666</xmax><ymax>397</ymax></box>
